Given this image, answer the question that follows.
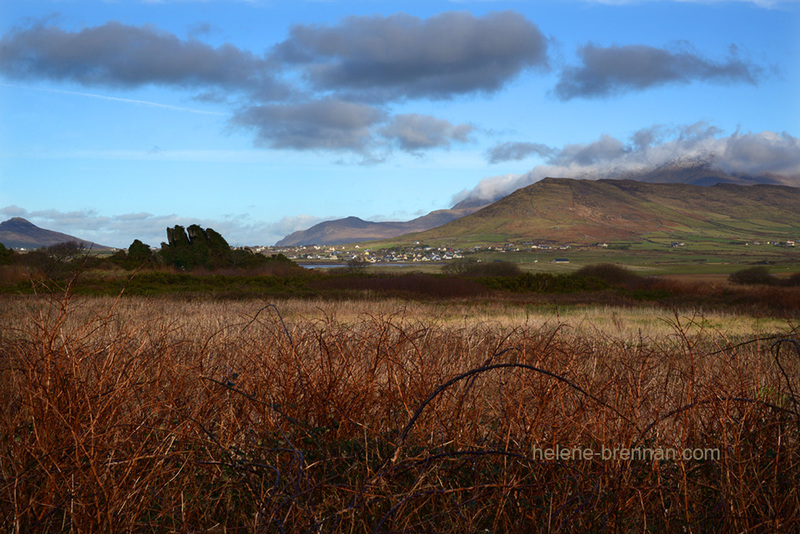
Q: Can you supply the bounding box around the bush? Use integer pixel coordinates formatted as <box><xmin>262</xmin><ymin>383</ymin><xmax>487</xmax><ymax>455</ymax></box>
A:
<box><xmin>728</xmin><ymin>266</ymin><xmax>778</xmax><ymax>286</ymax></box>
<box><xmin>0</xmin><ymin>243</ymin><xmax>14</xmax><ymax>265</ymax></box>
<box><xmin>315</xmin><ymin>272</ymin><xmax>490</xmax><ymax>299</ymax></box>
<box><xmin>481</xmin><ymin>272</ymin><xmax>609</xmax><ymax>293</ymax></box>
<box><xmin>575</xmin><ymin>263</ymin><xmax>641</xmax><ymax>286</ymax></box>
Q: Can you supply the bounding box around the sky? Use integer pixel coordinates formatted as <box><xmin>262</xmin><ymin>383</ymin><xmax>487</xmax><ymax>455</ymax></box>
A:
<box><xmin>1</xmin><ymin>0</ymin><xmax>799</xmax><ymax>248</ymax></box>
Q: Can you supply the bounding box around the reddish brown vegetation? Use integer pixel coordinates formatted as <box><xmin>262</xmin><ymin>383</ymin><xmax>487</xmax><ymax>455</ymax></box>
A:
<box><xmin>1</xmin><ymin>291</ymin><xmax>799</xmax><ymax>532</ymax></box>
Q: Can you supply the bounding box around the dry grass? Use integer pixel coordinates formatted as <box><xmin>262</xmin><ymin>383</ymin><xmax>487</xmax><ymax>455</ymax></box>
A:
<box><xmin>2</xmin><ymin>289</ymin><xmax>799</xmax><ymax>532</ymax></box>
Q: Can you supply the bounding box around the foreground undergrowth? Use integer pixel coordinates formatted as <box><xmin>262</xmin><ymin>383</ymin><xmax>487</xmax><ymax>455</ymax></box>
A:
<box><xmin>2</xmin><ymin>288</ymin><xmax>799</xmax><ymax>532</ymax></box>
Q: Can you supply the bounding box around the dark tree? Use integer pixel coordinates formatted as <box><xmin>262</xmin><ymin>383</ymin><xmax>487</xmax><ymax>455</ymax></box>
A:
<box><xmin>112</xmin><ymin>239</ymin><xmax>155</xmax><ymax>269</ymax></box>
<box><xmin>160</xmin><ymin>225</ymin><xmax>232</xmax><ymax>270</ymax></box>
<box><xmin>128</xmin><ymin>239</ymin><xmax>152</xmax><ymax>264</ymax></box>
<box><xmin>0</xmin><ymin>243</ymin><xmax>14</xmax><ymax>265</ymax></box>
<box><xmin>46</xmin><ymin>241</ymin><xmax>87</xmax><ymax>263</ymax></box>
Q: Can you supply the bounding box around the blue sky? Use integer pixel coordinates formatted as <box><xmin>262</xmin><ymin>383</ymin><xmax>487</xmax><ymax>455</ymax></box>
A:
<box><xmin>1</xmin><ymin>0</ymin><xmax>798</xmax><ymax>248</ymax></box>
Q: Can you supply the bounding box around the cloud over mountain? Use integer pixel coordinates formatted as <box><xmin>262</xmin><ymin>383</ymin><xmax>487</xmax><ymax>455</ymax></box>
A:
<box><xmin>464</xmin><ymin>125</ymin><xmax>800</xmax><ymax>205</ymax></box>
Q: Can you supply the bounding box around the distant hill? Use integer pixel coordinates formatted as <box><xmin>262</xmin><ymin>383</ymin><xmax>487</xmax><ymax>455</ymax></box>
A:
<box><xmin>276</xmin><ymin>206</ymin><xmax>486</xmax><ymax>246</ymax></box>
<box><xmin>389</xmin><ymin>178</ymin><xmax>800</xmax><ymax>247</ymax></box>
<box><xmin>0</xmin><ymin>217</ymin><xmax>112</xmax><ymax>250</ymax></box>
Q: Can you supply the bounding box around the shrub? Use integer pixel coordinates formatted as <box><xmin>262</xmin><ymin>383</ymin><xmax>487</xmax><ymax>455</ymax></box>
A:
<box><xmin>575</xmin><ymin>263</ymin><xmax>641</xmax><ymax>286</ymax></box>
<box><xmin>784</xmin><ymin>272</ymin><xmax>800</xmax><ymax>287</ymax></box>
<box><xmin>0</xmin><ymin>243</ymin><xmax>14</xmax><ymax>265</ymax></box>
<box><xmin>728</xmin><ymin>266</ymin><xmax>778</xmax><ymax>286</ymax></box>
<box><xmin>481</xmin><ymin>272</ymin><xmax>609</xmax><ymax>293</ymax></box>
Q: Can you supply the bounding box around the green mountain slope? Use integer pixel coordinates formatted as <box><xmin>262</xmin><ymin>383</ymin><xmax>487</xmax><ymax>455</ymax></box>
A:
<box><xmin>394</xmin><ymin>178</ymin><xmax>800</xmax><ymax>247</ymax></box>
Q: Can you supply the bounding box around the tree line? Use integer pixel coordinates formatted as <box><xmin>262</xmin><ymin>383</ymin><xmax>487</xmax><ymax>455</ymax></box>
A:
<box><xmin>0</xmin><ymin>224</ymin><xmax>297</xmax><ymax>277</ymax></box>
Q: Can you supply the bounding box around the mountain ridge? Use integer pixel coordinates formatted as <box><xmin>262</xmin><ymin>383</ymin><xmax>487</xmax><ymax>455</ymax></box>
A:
<box><xmin>383</xmin><ymin>177</ymin><xmax>800</xmax><ymax>247</ymax></box>
<box><xmin>276</xmin><ymin>205</ymin><xmax>486</xmax><ymax>246</ymax></box>
<box><xmin>277</xmin><ymin>160</ymin><xmax>798</xmax><ymax>246</ymax></box>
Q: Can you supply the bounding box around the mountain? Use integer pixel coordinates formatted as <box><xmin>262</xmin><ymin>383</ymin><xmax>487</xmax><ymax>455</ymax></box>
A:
<box><xmin>387</xmin><ymin>178</ymin><xmax>800</xmax><ymax>247</ymax></box>
<box><xmin>276</xmin><ymin>206</ymin><xmax>486</xmax><ymax>246</ymax></box>
<box><xmin>0</xmin><ymin>218</ymin><xmax>112</xmax><ymax>250</ymax></box>
<box><xmin>453</xmin><ymin>158</ymin><xmax>798</xmax><ymax>210</ymax></box>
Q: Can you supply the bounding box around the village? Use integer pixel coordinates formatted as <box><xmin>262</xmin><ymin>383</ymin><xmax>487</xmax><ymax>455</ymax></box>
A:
<box><xmin>243</xmin><ymin>238</ymin><xmax>797</xmax><ymax>267</ymax></box>
<box><xmin>246</xmin><ymin>242</ymin><xmax>570</xmax><ymax>265</ymax></box>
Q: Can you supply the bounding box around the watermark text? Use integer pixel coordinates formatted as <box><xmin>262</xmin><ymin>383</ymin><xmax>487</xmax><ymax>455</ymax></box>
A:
<box><xmin>531</xmin><ymin>444</ymin><xmax>720</xmax><ymax>462</ymax></box>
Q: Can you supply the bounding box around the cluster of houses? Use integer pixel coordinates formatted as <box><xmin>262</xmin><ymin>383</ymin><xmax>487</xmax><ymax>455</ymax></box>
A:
<box><xmin>252</xmin><ymin>244</ymin><xmax>466</xmax><ymax>264</ymax></box>
<box><xmin>746</xmin><ymin>240</ymin><xmax>795</xmax><ymax>247</ymax></box>
<box><xmin>241</xmin><ymin>237</ymin><xmax>798</xmax><ymax>267</ymax></box>
<box><xmin>246</xmin><ymin>241</ymin><xmax>580</xmax><ymax>265</ymax></box>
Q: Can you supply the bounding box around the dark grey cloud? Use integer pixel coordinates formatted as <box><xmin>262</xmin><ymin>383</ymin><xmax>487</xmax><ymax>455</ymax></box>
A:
<box><xmin>379</xmin><ymin>114</ymin><xmax>474</xmax><ymax>152</ymax></box>
<box><xmin>0</xmin><ymin>20</ymin><xmax>289</xmax><ymax>100</ymax></box>
<box><xmin>0</xmin><ymin>13</ymin><xmax>543</xmax><ymax>158</ymax></box>
<box><xmin>231</xmin><ymin>99</ymin><xmax>386</xmax><ymax>152</ymax></box>
<box><xmin>233</xmin><ymin>102</ymin><xmax>475</xmax><ymax>159</ymax></box>
<box><xmin>488</xmin><ymin>123</ymin><xmax>724</xmax><ymax>166</ymax></box>
<box><xmin>487</xmin><ymin>133</ymin><xmax>628</xmax><ymax>167</ymax></box>
<box><xmin>273</xmin><ymin>11</ymin><xmax>548</xmax><ymax>101</ymax></box>
<box><xmin>555</xmin><ymin>43</ymin><xmax>762</xmax><ymax>100</ymax></box>
<box><xmin>487</xmin><ymin>141</ymin><xmax>554</xmax><ymax>163</ymax></box>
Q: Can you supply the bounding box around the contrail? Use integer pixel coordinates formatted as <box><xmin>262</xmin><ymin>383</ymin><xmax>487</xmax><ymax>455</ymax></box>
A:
<box><xmin>1</xmin><ymin>82</ymin><xmax>228</xmax><ymax>116</ymax></box>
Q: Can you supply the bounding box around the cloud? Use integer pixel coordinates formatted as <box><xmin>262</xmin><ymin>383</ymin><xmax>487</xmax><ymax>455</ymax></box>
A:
<box><xmin>550</xmin><ymin>134</ymin><xmax>629</xmax><ymax>165</ymax></box>
<box><xmin>0</xmin><ymin>20</ymin><xmax>288</xmax><ymax>101</ymax></box>
<box><xmin>231</xmin><ymin>98</ymin><xmax>386</xmax><ymax>152</ymax></box>
<box><xmin>273</xmin><ymin>11</ymin><xmax>548</xmax><ymax>101</ymax></box>
<box><xmin>555</xmin><ymin>43</ymin><xmax>762</xmax><ymax>99</ymax></box>
<box><xmin>487</xmin><ymin>142</ymin><xmax>554</xmax><ymax>163</ymax></box>
<box><xmin>379</xmin><ymin>114</ymin><xmax>474</xmax><ymax>152</ymax></box>
<box><xmin>0</xmin><ymin>205</ymin><xmax>27</xmax><ymax>217</ymax></box>
<box><xmin>458</xmin><ymin>125</ymin><xmax>800</xmax><ymax>205</ymax></box>
<box><xmin>451</xmin><ymin>174</ymin><xmax>525</xmax><ymax>206</ymax></box>
<box><xmin>0</xmin><ymin>13</ymin><xmax>775</xmax><ymax>165</ymax></box>
<box><xmin>233</xmin><ymin>101</ymin><xmax>475</xmax><ymax>158</ymax></box>
<box><xmin>720</xmin><ymin>130</ymin><xmax>800</xmax><ymax>175</ymax></box>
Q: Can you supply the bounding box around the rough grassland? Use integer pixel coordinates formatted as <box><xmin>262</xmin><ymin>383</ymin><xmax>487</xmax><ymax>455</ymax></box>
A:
<box><xmin>2</xmin><ymin>293</ymin><xmax>799</xmax><ymax>532</ymax></box>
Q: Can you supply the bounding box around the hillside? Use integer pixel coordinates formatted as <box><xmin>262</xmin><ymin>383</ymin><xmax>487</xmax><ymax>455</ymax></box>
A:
<box><xmin>389</xmin><ymin>178</ymin><xmax>800</xmax><ymax>247</ymax></box>
<box><xmin>0</xmin><ymin>217</ymin><xmax>112</xmax><ymax>250</ymax></box>
<box><xmin>276</xmin><ymin>206</ymin><xmax>484</xmax><ymax>246</ymax></box>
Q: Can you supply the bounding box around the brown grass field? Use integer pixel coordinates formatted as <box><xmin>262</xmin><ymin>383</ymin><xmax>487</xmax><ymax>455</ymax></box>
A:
<box><xmin>2</xmin><ymin>283</ymin><xmax>800</xmax><ymax>532</ymax></box>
